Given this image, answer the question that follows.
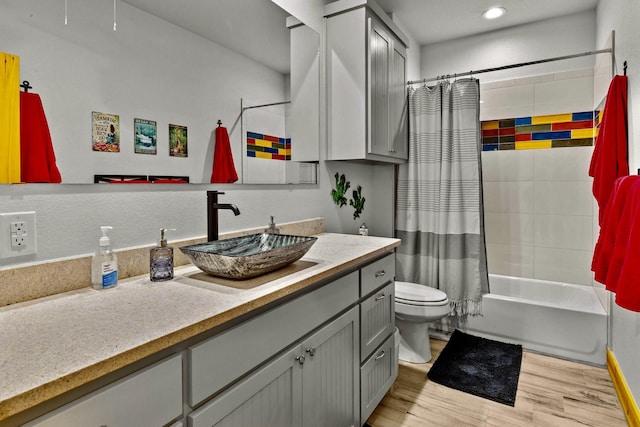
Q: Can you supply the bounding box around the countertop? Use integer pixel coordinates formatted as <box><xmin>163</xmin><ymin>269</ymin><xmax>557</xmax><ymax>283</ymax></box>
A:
<box><xmin>0</xmin><ymin>233</ymin><xmax>400</xmax><ymax>422</ymax></box>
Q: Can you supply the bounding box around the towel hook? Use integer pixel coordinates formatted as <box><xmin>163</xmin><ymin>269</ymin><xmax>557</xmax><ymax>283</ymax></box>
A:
<box><xmin>20</xmin><ymin>80</ymin><xmax>32</xmax><ymax>92</ymax></box>
<box><xmin>624</xmin><ymin>60</ymin><xmax>628</xmax><ymax>76</ymax></box>
<box><xmin>217</xmin><ymin>119</ymin><xmax>222</xmax><ymax>127</ymax></box>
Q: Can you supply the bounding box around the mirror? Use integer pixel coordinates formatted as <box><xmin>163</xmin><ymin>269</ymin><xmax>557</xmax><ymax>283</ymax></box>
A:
<box><xmin>0</xmin><ymin>0</ymin><xmax>319</xmax><ymax>184</ymax></box>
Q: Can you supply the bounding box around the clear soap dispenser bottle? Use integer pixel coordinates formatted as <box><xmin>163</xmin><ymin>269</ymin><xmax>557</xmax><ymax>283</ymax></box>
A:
<box><xmin>150</xmin><ymin>228</ymin><xmax>175</xmax><ymax>281</ymax></box>
<box><xmin>91</xmin><ymin>226</ymin><xmax>118</xmax><ymax>290</ymax></box>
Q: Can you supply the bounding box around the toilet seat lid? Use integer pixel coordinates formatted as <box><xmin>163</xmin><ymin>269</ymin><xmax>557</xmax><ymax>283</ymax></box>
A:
<box><xmin>395</xmin><ymin>281</ymin><xmax>448</xmax><ymax>304</ymax></box>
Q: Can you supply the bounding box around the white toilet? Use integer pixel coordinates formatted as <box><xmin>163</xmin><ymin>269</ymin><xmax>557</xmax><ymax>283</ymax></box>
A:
<box><xmin>395</xmin><ymin>281</ymin><xmax>450</xmax><ymax>363</ymax></box>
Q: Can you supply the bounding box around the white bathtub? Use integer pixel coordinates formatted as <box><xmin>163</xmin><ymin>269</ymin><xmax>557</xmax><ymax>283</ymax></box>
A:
<box><xmin>465</xmin><ymin>274</ymin><xmax>607</xmax><ymax>365</ymax></box>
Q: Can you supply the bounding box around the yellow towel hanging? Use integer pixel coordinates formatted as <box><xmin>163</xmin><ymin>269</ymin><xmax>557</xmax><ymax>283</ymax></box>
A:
<box><xmin>0</xmin><ymin>52</ymin><xmax>21</xmax><ymax>184</ymax></box>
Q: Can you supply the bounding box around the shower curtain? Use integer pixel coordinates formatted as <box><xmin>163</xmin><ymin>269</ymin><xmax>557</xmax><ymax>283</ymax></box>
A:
<box><xmin>395</xmin><ymin>78</ymin><xmax>489</xmax><ymax>318</ymax></box>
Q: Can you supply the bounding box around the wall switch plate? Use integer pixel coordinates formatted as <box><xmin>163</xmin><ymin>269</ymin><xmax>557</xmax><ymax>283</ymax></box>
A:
<box><xmin>0</xmin><ymin>211</ymin><xmax>37</xmax><ymax>259</ymax></box>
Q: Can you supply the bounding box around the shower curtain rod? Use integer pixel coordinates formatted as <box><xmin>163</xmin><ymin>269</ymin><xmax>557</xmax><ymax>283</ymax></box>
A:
<box><xmin>407</xmin><ymin>48</ymin><xmax>613</xmax><ymax>85</ymax></box>
<box><xmin>241</xmin><ymin>100</ymin><xmax>291</xmax><ymax>112</ymax></box>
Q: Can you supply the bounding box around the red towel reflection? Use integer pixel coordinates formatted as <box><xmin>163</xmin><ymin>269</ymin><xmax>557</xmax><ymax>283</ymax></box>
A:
<box><xmin>211</xmin><ymin>126</ymin><xmax>238</xmax><ymax>183</ymax></box>
<box><xmin>20</xmin><ymin>92</ymin><xmax>62</xmax><ymax>183</ymax></box>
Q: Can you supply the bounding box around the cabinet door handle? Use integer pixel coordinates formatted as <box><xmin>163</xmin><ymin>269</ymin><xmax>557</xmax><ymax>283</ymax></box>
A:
<box><xmin>306</xmin><ymin>347</ymin><xmax>316</xmax><ymax>357</ymax></box>
<box><xmin>295</xmin><ymin>354</ymin><xmax>305</xmax><ymax>365</ymax></box>
<box><xmin>375</xmin><ymin>270</ymin><xmax>386</xmax><ymax>278</ymax></box>
<box><xmin>375</xmin><ymin>350</ymin><xmax>386</xmax><ymax>361</ymax></box>
<box><xmin>375</xmin><ymin>292</ymin><xmax>386</xmax><ymax>301</ymax></box>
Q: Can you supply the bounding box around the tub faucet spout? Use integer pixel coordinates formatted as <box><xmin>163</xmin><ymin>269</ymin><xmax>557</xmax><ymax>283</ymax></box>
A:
<box><xmin>207</xmin><ymin>191</ymin><xmax>240</xmax><ymax>241</ymax></box>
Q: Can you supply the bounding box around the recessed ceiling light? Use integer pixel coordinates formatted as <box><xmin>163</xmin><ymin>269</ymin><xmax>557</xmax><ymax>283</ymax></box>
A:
<box><xmin>482</xmin><ymin>7</ymin><xmax>506</xmax><ymax>20</ymax></box>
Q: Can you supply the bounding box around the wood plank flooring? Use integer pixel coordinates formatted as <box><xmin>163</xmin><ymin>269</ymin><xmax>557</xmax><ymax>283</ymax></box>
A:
<box><xmin>367</xmin><ymin>339</ymin><xmax>628</xmax><ymax>427</ymax></box>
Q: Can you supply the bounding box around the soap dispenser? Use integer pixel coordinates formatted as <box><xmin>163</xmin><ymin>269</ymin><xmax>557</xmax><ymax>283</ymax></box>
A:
<box><xmin>150</xmin><ymin>228</ymin><xmax>175</xmax><ymax>281</ymax></box>
<box><xmin>91</xmin><ymin>226</ymin><xmax>118</xmax><ymax>290</ymax></box>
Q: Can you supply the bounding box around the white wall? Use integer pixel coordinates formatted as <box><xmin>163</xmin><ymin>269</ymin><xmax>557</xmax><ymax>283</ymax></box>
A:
<box><xmin>421</xmin><ymin>10</ymin><xmax>597</xmax><ymax>83</ymax></box>
<box><xmin>0</xmin><ymin>0</ymin><xmax>394</xmax><ymax>269</ymax></box>
<box><xmin>596</xmin><ymin>0</ymin><xmax>640</xmax><ymax>407</ymax></box>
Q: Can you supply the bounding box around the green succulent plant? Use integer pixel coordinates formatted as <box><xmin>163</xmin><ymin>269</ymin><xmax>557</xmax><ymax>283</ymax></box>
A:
<box><xmin>349</xmin><ymin>185</ymin><xmax>365</xmax><ymax>220</ymax></box>
<box><xmin>330</xmin><ymin>173</ymin><xmax>350</xmax><ymax>207</ymax></box>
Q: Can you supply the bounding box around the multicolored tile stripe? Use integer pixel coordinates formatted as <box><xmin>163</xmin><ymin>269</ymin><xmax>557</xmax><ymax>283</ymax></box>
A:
<box><xmin>246</xmin><ymin>131</ymin><xmax>291</xmax><ymax>160</ymax></box>
<box><xmin>482</xmin><ymin>111</ymin><xmax>600</xmax><ymax>151</ymax></box>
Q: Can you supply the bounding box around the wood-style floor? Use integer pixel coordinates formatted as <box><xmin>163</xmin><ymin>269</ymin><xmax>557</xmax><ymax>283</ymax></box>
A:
<box><xmin>367</xmin><ymin>338</ymin><xmax>628</xmax><ymax>427</ymax></box>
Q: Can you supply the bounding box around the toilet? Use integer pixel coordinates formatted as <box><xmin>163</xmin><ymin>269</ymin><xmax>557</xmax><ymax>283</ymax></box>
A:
<box><xmin>395</xmin><ymin>281</ymin><xmax>450</xmax><ymax>363</ymax></box>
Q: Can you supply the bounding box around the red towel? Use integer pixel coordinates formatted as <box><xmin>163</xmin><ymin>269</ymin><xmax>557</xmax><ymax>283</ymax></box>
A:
<box><xmin>592</xmin><ymin>176</ymin><xmax>639</xmax><ymax>285</ymax></box>
<box><xmin>589</xmin><ymin>75</ymin><xmax>628</xmax><ymax>224</ymax></box>
<box><xmin>591</xmin><ymin>176</ymin><xmax>640</xmax><ymax>312</ymax></box>
<box><xmin>20</xmin><ymin>92</ymin><xmax>62</xmax><ymax>183</ymax></box>
<box><xmin>210</xmin><ymin>126</ymin><xmax>238</xmax><ymax>183</ymax></box>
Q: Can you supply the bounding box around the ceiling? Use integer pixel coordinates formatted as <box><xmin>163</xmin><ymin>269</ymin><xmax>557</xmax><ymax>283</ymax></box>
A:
<box><xmin>121</xmin><ymin>0</ymin><xmax>599</xmax><ymax>74</ymax></box>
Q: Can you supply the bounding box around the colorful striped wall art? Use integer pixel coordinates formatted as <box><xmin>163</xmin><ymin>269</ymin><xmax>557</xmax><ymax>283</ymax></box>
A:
<box><xmin>482</xmin><ymin>111</ymin><xmax>599</xmax><ymax>151</ymax></box>
<box><xmin>246</xmin><ymin>131</ymin><xmax>291</xmax><ymax>160</ymax></box>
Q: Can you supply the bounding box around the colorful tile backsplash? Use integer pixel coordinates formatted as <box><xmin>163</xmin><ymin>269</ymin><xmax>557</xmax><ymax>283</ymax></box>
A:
<box><xmin>481</xmin><ymin>111</ymin><xmax>600</xmax><ymax>151</ymax></box>
<box><xmin>247</xmin><ymin>131</ymin><xmax>291</xmax><ymax>160</ymax></box>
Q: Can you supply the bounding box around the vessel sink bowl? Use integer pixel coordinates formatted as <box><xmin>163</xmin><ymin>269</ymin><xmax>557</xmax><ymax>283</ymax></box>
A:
<box><xmin>180</xmin><ymin>233</ymin><xmax>317</xmax><ymax>279</ymax></box>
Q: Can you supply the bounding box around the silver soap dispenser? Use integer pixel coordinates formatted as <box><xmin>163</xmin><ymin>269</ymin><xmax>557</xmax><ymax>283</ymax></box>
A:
<box><xmin>150</xmin><ymin>228</ymin><xmax>175</xmax><ymax>281</ymax></box>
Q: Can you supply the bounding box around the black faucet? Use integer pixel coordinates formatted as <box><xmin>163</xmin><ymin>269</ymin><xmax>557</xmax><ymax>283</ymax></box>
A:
<box><xmin>207</xmin><ymin>190</ymin><xmax>240</xmax><ymax>241</ymax></box>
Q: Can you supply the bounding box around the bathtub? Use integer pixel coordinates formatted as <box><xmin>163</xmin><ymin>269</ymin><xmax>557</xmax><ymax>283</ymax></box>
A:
<box><xmin>464</xmin><ymin>274</ymin><xmax>607</xmax><ymax>365</ymax></box>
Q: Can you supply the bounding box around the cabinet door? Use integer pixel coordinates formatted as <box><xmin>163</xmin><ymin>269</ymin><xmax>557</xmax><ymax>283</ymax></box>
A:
<box><xmin>360</xmin><ymin>282</ymin><xmax>395</xmax><ymax>362</ymax></box>
<box><xmin>301</xmin><ymin>307</ymin><xmax>360</xmax><ymax>427</ymax></box>
<box><xmin>27</xmin><ymin>355</ymin><xmax>183</xmax><ymax>427</ymax></box>
<box><xmin>189</xmin><ymin>346</ymin><xmax>303</xmax><ymax>427</ymax></box>
<box><xmin>361</xmin><ymin>335</ymin><xmax>396</xmax><ymax>423</ymax></box>
<box><xmin>390</xmin><ymin>43</ymin><xmax>408</xmax><ymax>160</ymax></box>
<box><xmin>369</xmin><ymin>18</ymin><xmax>391</xmax><ymax>158</ymax></box>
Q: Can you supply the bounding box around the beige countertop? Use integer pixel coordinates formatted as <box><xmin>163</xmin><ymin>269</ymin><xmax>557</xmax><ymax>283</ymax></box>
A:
<box><xmin>0</xmin><ymin>233</ymin><xmax>400</xmax><ymax>422</ymax></box>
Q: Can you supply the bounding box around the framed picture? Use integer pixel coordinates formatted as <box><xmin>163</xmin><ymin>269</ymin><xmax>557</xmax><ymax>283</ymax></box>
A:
<box><xmin>92</xmin><ymin>112</ymin><xmax>120</xmax><ymax>152</ymax></box>
<box><xmin>169</xmin><ymin>124</ymin><xmax>188</xmax><ymax>157</ymax></box>
<box><xmin>134</xmin><ymin>118</ymin><xmax>157</xmax><ymax>155</ymax></box>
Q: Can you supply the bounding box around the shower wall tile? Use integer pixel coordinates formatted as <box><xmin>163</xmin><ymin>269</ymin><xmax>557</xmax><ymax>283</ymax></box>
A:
<box><xmin>486</xmin><ymin>243</ymin><xmax>534</xmax><ymax>278</ymax></box>
<box><xmin>533</xmin><ymin>247</ymin><xmax>593</xmax><ymax>285</ymax></box>
<box><xmin>480</xmin><ymin>105</ymin><xmax>534</xmax><ymax>122</ymax></box>
<box><xmin>533</xmin><ymin>214</ymin><xmax>593</xmax><ymax>251</ymax></box>
<box><xmin>533</xmin><ymin>76</ymin><xmax>594</xmax><ymax>116</ymax></box>
<box><xmin>481</xmin><ymin>150</ymin><xmax>534</xmax><ymax>182</ymax></box>
<box><xmin>533</xmin><ymin>181</ymin><xmax>593</xmax><ymax>216</ymax></box>
<box><xmin>480</xmin><ymin>84</ymin><xmax>534</xmax><ymax>110</ymax></box>
<box><xmin>481</xmin><ymin>70</ymin><xmax>595</xmax><ymax>285</ymax></box>
<box><xmin>534</xmin><ymin>146</ymin><xmax>594</xmax><ymax>181</ymax></box>
<box><xmin>485</xmin><ymin>212</ymin><xmax>535</xmax><ymax>246</ymax></box>
<box><xmin>483</xmin><ymin>181</ymin><xmax>535</xmax><ymax>213</ymax></box>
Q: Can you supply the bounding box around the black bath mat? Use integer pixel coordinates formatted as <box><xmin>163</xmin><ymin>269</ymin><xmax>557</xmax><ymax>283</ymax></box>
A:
<box><xmin>427</xmin><ymin>329</ymin><xmax>523</xmax><ymax>406</ymax></box>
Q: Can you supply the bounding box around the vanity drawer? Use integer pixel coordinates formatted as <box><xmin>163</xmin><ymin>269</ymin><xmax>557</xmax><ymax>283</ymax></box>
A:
<box><xmin>360</xmin><ymin>334</ymin><xmax>396</xmax><ymax>423</ymax></box>
<box><xmin>360</xmin><ymin>281</ymin><xmax>395</xmax><ymax>362</ymax></box>
<box><xmin>360</xmin><ymin>253</ymin><xmax>395</xmax><ymax>297</ymax></box>
<box><xmin>27</xmin><ymin>355</ymin><xmax>183</xmax><ymax>427</ymax></box>
<box><xmin>188</xmin><ymin>271</ymin><xmax>359</xmax><ymax>407</ymax></box>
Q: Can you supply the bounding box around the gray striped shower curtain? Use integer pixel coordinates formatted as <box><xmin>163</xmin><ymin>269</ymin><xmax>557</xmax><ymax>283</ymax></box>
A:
<box><xmin>395</xmin><ymin>79</ymin><xmax>489</xmax><ymax>317</ymax></box>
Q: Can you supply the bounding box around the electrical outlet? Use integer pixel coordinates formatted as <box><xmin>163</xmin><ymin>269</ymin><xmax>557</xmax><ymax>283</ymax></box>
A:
<box><xmin>0</xmin><ymin>211</ymin><xmax>37</xmax><ymax>259</ymax></box>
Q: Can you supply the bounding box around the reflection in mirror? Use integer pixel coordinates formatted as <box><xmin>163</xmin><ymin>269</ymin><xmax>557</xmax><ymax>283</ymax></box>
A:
<box><xmin>241</xmin><ymin>99</ymin><xmax>317</xmax><ymax>184</ymax></box>
<box><xmin>0</xmin><ymin>0</ymin><xmax>320</xmax><ymax>185</ymax></box>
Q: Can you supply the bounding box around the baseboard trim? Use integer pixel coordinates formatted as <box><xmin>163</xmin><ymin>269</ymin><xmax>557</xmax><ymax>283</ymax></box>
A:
<box><xmin>607</xmin><ymin>348</ymin><xmax>640</xmax><ymax>426</ymax></box>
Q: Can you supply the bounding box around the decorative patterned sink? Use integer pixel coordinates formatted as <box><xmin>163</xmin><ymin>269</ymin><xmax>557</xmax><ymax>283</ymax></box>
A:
<box><xmin>180</xmin><ymin>233</ymin><xmax>317</xmax><ymax>279</ymax></box>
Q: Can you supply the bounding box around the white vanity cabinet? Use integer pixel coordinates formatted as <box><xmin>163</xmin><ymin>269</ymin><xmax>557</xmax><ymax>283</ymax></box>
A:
<box><xmin>26</xmin><ymin>354</ymin><xmax>183</xmax><ymax>427</ymax></box>
<box><xmin>189</xmin><ymin>307</ymin><xmax>359</xmax><ymax>427</ymax></box>
<box><xmin>19</xmin><ymin>249</ymin><xmax>399</xmax><ymax>427</ymax></box>
<box><xmin>358</xmin><ymin>253</ymin><xmax>397</xmax><ymax>423</ymax></box>
<box><xmin>325</xmin><ymin>0</ymin><xmax>408</xmax><ymax>163</ymax></box>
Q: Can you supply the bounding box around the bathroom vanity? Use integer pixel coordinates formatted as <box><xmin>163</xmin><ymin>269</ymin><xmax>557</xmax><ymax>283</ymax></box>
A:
<box><xmin>0</xmin><ymin>233</ymin><xmax>399</xmax><ymax>427</ymax></box>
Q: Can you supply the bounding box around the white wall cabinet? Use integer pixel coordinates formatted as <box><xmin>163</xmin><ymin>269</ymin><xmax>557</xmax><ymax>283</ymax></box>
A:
<box><xmin>325</xmin><ymin>0</ymin><xmax>408</xmax><ymax>163</ymax></box>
